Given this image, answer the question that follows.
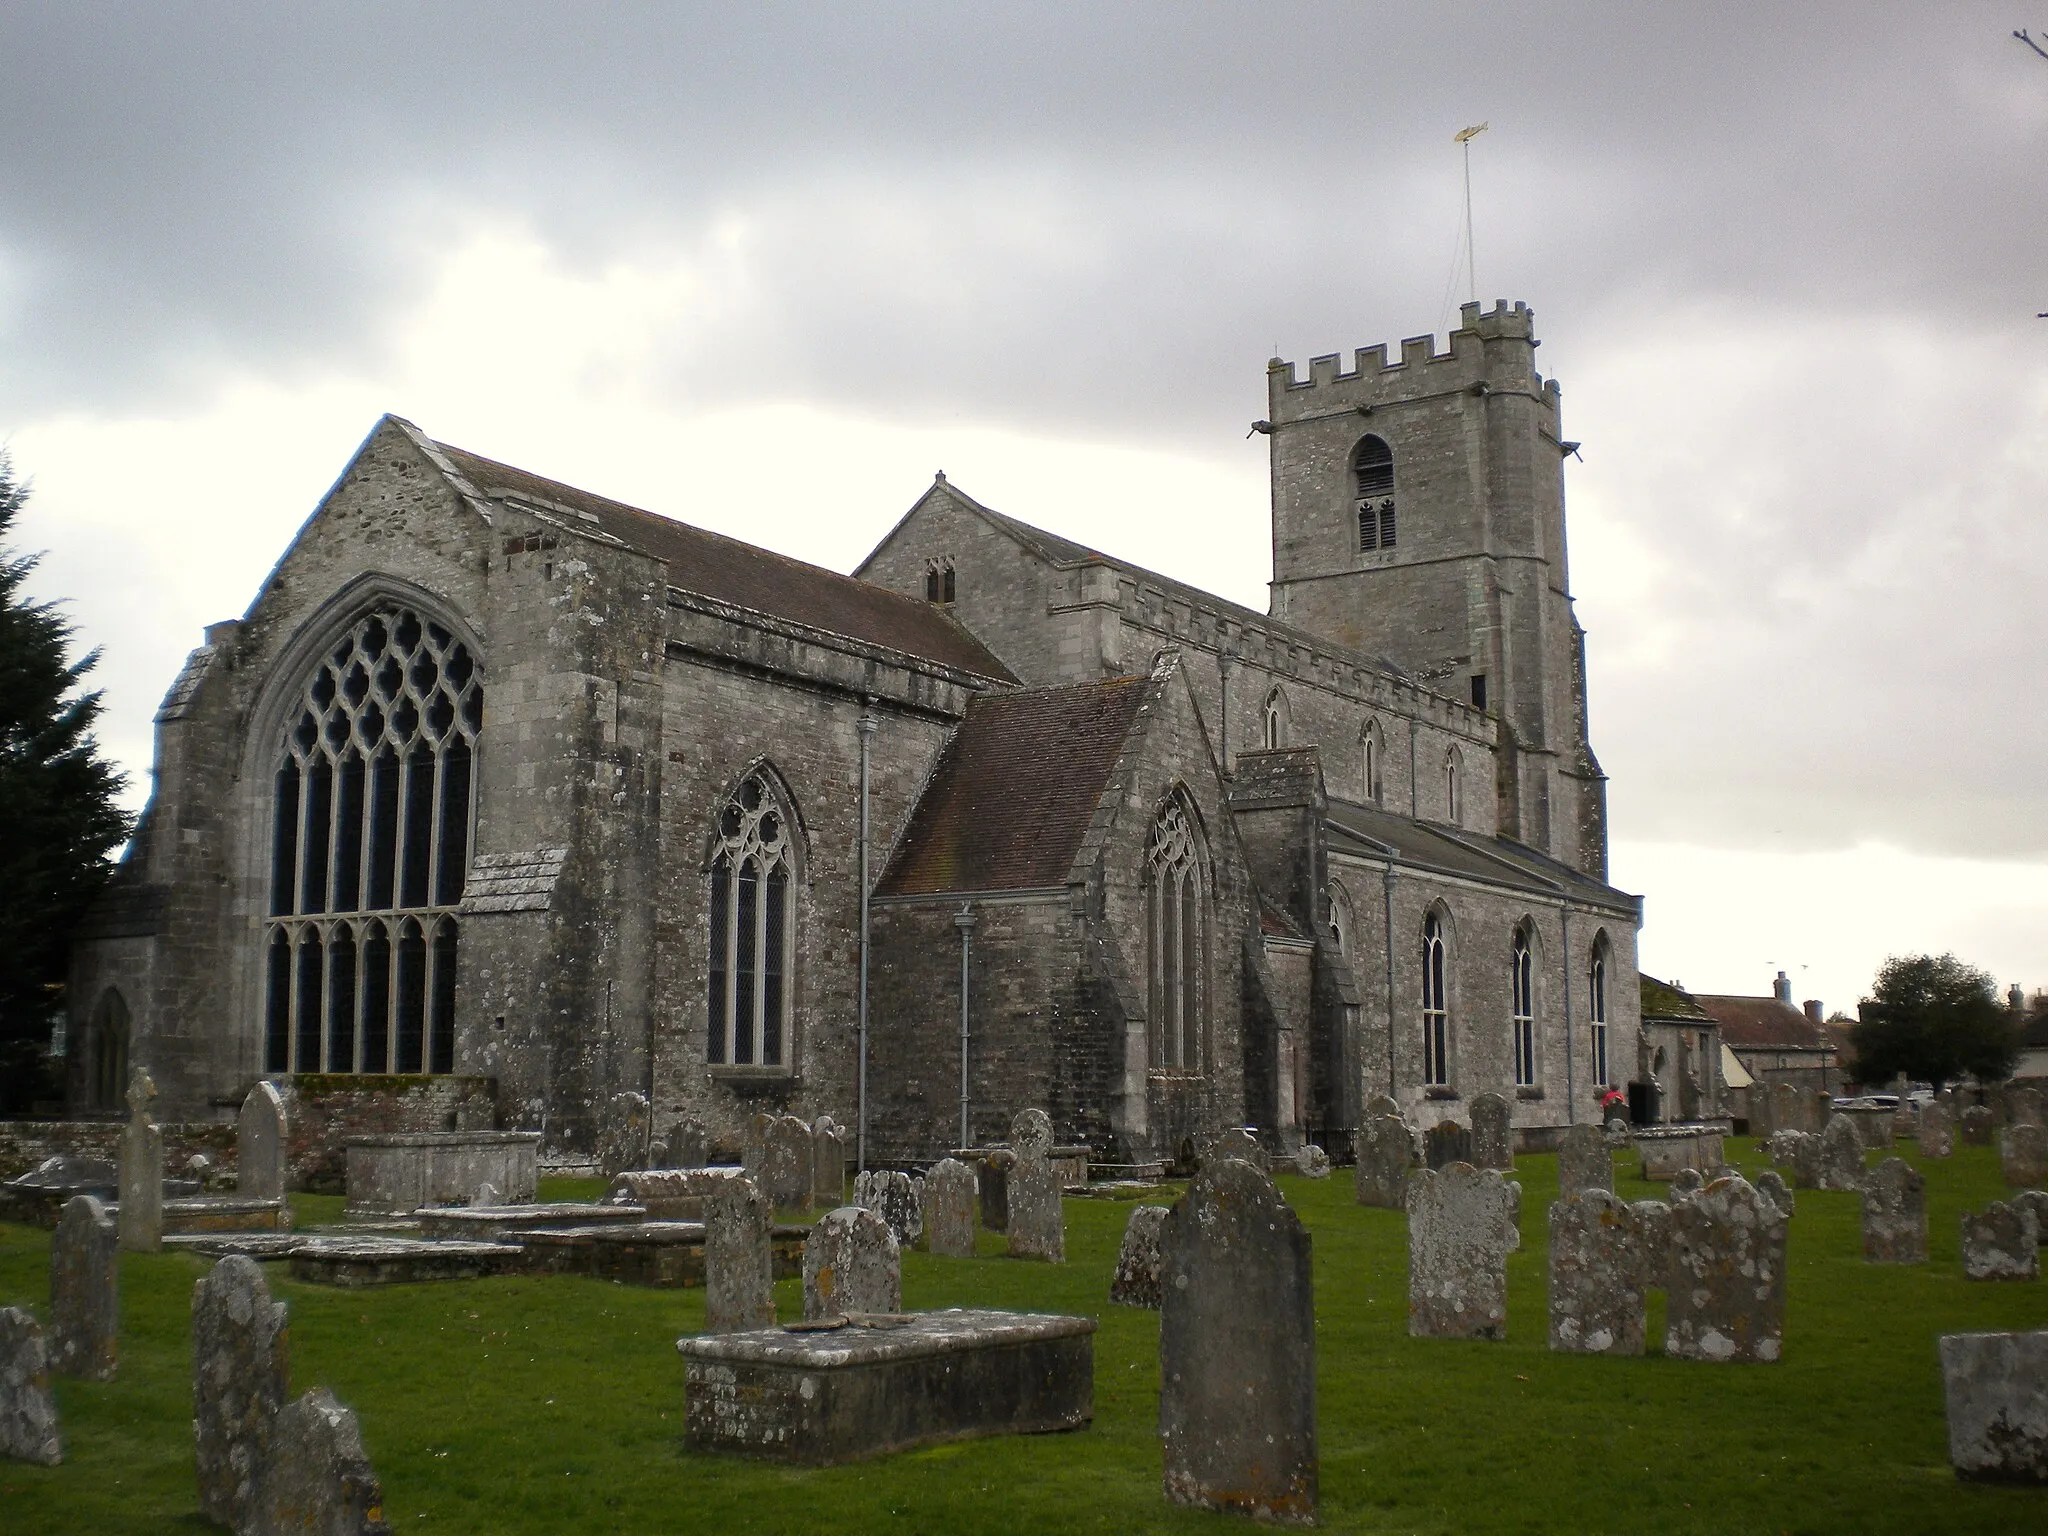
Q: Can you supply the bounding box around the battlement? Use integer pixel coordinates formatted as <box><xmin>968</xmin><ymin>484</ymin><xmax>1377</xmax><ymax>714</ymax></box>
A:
<box><xmin>1266</xmin><ymin>299</ymin><xmax>1557</xmax><ymax>414</ymax></box>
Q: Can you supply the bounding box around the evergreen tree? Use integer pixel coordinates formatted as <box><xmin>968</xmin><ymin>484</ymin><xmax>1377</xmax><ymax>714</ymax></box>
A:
<box><xmin>1850</xmin><ymin>953</ymin><xmax>2021</xmax><ymax>1090</ymax></box>
<box><xmin>0</xmin><ymin>451</ymin><xmax>132</xmax><ymax>1111</ymax></box>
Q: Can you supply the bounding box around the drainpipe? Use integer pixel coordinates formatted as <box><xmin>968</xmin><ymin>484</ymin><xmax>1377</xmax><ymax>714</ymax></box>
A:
<box><xmin>857</xmin><ymin>703</ymin><xmax>877</xmax><ymax>1173</ymax></box>
<box><xmin>1560</xmin><ymin>902</ymin><xmax>1576</xmax><ymax>1123</ymax></box>
<box><xmin>955</xmin><ymin>904</ymin><xmax>976</xmax><ymax>1150</ymax></box>
<box><xmin>1382</xmin><ymin>861</ymin><xmax>1398</xmax><ymax>1097</ymax></box>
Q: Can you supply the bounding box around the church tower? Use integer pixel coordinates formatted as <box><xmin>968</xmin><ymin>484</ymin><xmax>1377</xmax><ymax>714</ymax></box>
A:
<box><xmin>1264</xmin><ymin>300</ymin><xmax>1607</xmax><ymax>877</ymax></box>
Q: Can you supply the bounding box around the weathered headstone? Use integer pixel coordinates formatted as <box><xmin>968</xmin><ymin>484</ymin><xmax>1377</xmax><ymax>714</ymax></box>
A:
<box><xmin>1816</xmin><ymin>1116</ymin><xmax>1866</xmax><ymax>1192</ymax></box>
<box><xmin>852</xmin><ymin>1169</ymin><xmax>923</xmax><ymax>1249</ymax></box>
<box><xmin>1961</xmin><ymin>1104</ymin><xmax>1994</xmax><ymax>1147</ymax></box>
<box><xmin>1755</xmin><ymin>1169</ymin><xmax>1796</xmax><ymax>1219</ymax></box>
<box><xmin>1670</xmin><ymin>1168</ymin><xmax>1704</xmax><ymax>1198</ymax></box>
<box><xmin>118</xmin><ymin>1066</ymin><xmax>164</xmax><ymax>1254</ymax></box>
<box><xmin>1353</xmin><ymin>1113</ymin><xmax>1412</xmax><ymax>1208</ymax></box>
<box><xmin>1406</xmin><ymin>1163</ymin><xmax>1521</xmax><ymax>1340</ymax></box>
<box><xmin>1556</xmin><ymin>1123</ymin><xmax>1613</xmax><ymax>1195</ymax></box>
<box><xmin>1665</xmin><ymin>1175</ymin><xmax>1789</xmax><ymax>1363</ymax></box>
<box><xmin>2010</xmin><ymin>1086</ymin><xmax>2047</xmax><ymax>1129</ymax></box>
<box><xmin>704</xmin><ymin>1175</ymin><xmax>775</xmax><ymax>1334</ymax></box>
<box><xmin>187</xmin><ymin>1152</ymin><xmax>217</xmax><ymax>1188</ymax></box>
<box><xmin>2001</xmin><ymin>1123</ymin><xmax>2048</xmax><ymax>1189</ymax></box>
<box><xmin>1364</xmin><ymin>1093</ymin><xmax>1401</xmax><ymax>1121</ymax></box>
<box><xmin>1293</xmin><ymin>1144</ymin><xmax>1332</xmax><ymax>1179</ymax></box>
<box><xmin>741</xmin><ymin>1111</ymin><xmax>773</xmax><ymax>1182</ymax></box>
<box><xmin>1770</xmin><ymin>1081</ymin><xmax>1802</xmax><ymax>1138</ymax></box>
<box><xmin>1109</xmin><ymin>1205</ymin><xmax>1171</xmax><ymax>1308</ymax></box>
<box><xmin>237</xmin><ymin>1081</ymin><xmax>289</xmax><ymax>1202</ymax></box>
<box><xmin>1918</xmin><ymin>1103</ymin><xmax>1955</xmax><ymax>1158</ymax></box>
<box><xmin>598</xmin><ymin>1092</ymin><xmax>651</xmax><ymax>1180</ymax></box>
<box><xmin>2015</xmin><ymin>1189</ymin><xmax>2048</xmax><ymax>1244</ymax></box>
<box><xmin>977</xmin><ymin>1149</ymin><xmax>1015</xmax><ymax>1232</ymax></box>
<box><xmin>1861</xmin><ymin>1156</ymin><xmax>1927</xmax><ymax>1264</ymax></box>
<box><xmin>1469</xmin><ymin>1092</ymin><xmax>1513</xmax><ymax>1170</ymax></box>
<box><xmin>1422</xmin><ymin>1121</ymin><xmax>1473</xmax><ymax>1172</ymax></box>
<box><xmin>1785</xmin><ymin>1131</ymin><xmax>1823</xmax><ymax>1190</ymax></box>
<box><xmin>922</xmin><ymin>1158</ymin><xmax>979</xmax><ymax>1258</ymax></box>
<box><xmin>669</xmin><ymin>1117</ymin><xmax>709</xmax><ymax>1170</ymax></box>
<box><xmin>1547</xmin><ymin>1189</ymin><xmax>1666</xmax><ymax>1356</ymax></box>
<box><xmin>1204</xmin><ymin>1126</ymin><xmax>1264</xmax><ymax>1170</ymax></box>
<box><xmin>1939</xmin><ymin>1331</ymin><xmax>2048</xmax><ymax>1484</ymax></box>
<box><xmin>470</xmin><ymin>1180</ymin><xmax>500</xmax><ymax>1208</ymax></box>
<box><xmin>1764</xmin><ymin>1129</ymin><xmax>1803</xmax><ymax>1168</ymax></box>
<box><xmin>1602</xmin><ymin>1116</ymin><xmax>1632</xmax><ymax>1149</ymax></box>
<box><xmin>0</xmin><ymin>1308</ymin><xmax>61</xmax><ymax>1465</ymax></box>
<box><xmin>763</xmin><ymin>1114</ymin><xmax>815</xmax><ymax>1211</ymax></box>
<box><xmin>1158</xmin><ymin>1158</ymin><xmax>1316</xmax><ymax>1524</ymax></box>
<box><xmin>193</xmin><ymin>1255</ymin><xmax>289</xmax><ymax>1530</ymax></box>
<box><xmin>812</xmin><ymin>1122</ymin><xmax>846</xmax><ymax>1207</ymax></box>
<box><xmin>50</xmin><ymin>1194</ymin><xmax>117</xmax><ymax>1381</ymax></box>
<box><xmin>802</xmin><ymin>1206</ymin><xmax>901</xmax><ymax>1320</ymax></box>
<box><xmin>1961</xmin><ymin>1202</ymin><xmax>2041</xmax><ymax>1281</ymax></box>
<box><xmin>1007</xmin><ymin>1108</ymin><xmax>1064</xmax><ymax>1263</ymax></box>
<box><xmin>253</xmin><ymin>1386</ymin><xmax>390</xmax><ymax>1535</ymax></box>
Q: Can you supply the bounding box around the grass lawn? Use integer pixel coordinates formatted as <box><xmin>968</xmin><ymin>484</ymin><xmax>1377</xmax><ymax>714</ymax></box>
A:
<box><xmin>2</xmin><ymin>1145</ymin><xmax>2045</xmax><ymax>1533</ymax></box>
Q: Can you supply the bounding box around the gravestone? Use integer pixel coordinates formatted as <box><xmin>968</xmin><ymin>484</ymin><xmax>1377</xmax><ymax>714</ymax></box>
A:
<box><xmin>2016</xmin><ymin>1189</ymin><xmax>2048</xmax><ymax>1244</ymax></box>
<box><xmin>1469</xmin><ymin>1092</ymin><xmax>1513</xmax><ymax>1170</ymax></box>
<box><xmin>1293</xmin><ymin>1145</ymin><xmax>1331</xmax><ymax>1179</ymax></box>
<box><xmin>253</xmin><ymin>1386</ymin><xmax>390</xmax><ymax>1535</ymax></box>
<box><xmin>118</xmin><ymin>1066</ymin><xmax>164</xmax><ymax>1254</ymax></box>
<box><xmin>1918</xmin><ymin>1103</ymin><xmax>1955</xmax><ymax>1158</ymax></box>
<box><xmin>470</xmin><ymin>1181</ymin><xmax>499</xmax><ymax>1208</ymax></box>
<box><xmin>2001</xmin><ymin>1124</ymin><xmax>2048</xmax><ymax>1189</ymax></box>
<box><xmin>1602</xmin><ymin>1116</ymin><xmax>1632</xmax><ymax>1149</ymax></box>
<box><xmin>812</xmin><ymin>1121</ymin><xmax>847</xmax><ymax>1207</ymax></box>
<box><xmin>598</xmin><ymin>1092</ymin><xmax>651</xmax><ymax>1180</ymax></box>
<box><xmin>1785</xmin><ymin>1132</ymin><xmax>1823</xmax><ymax>1190</ymax></box>
<box><xmin>1556</xmin><ymin>1124</ymin><xmax>1613</xmax><ymax>1195</ymax></box>
<box><xmin>1816</xmin><ymin>1116</ymin><xmax>1866</xmax><ymax>1192</ymax></box>
<box><xmin>1939</xmin><ymin>1332</ymin><xmax>2048</xmax><ymax>1484</ymax></box>
<box><xmin>1158</xmin><ymin>1158</ymin><xmax>1316</xmax><ymax>1525</ymax></box>
<box><xmin>0</xmin><ymin>1307</ymin><xmax>61</xmax><ymax>1465</ymax></box>
<box><xmin>2010</xmin><ymin>1086</ymin><xmax>2047</xmax><ymax>1129</ymax></box>
<box><xmin>1109</xmin><ymin>1205</ymin><xmax>1170</xmax><ymax>1308</ymax></box>
<box><xmin>1547</xmin><ymin>1189</ymin><xmax>1666</xmax><ymax>1356</ymax></box>
<box><xmin>1205</xmin><ymin>1126</ymin><xmax>1264</xmax><ymax>1170</ymax></box>
<box><xmin>1353</xmin><ymin>1113</ymin><xmax>1412</xmax><ymax>1208</ymax></box>
<box><xmin>1962</xmin><ymin>1105</ymin><xmax>1994</xmax><ymax>1147</ymax></box>
<box><xmin>237</xmin><ymin>1081</ymin><xmax>289</xmax><ymax>1203</ymax></box>
<box><xmin>1406</xmin><ymin>1163</ymin><xmax>1521</xmax><ymax>1340</ymax></box>
<box><xmin>764</xmin><ymin>1114</ymin><xmax>815</xmax><ymax>1211</ymax></box>
<box><xmin>1755</xmin><ymin>1169</ymin><xmax>1796</xmax><ymax>1219</ymax></box>
<box><xmin>1364</xmin><ymin>1093</ymin><xmax>1401</xmax><ymax>1121</ymax></box>
<box><xmin>922</xmin><ymin>1158</ymin><xmax>979</xmax><ymax>1258</ymax></box>
<box><xmin>1422</xmin><ymin>1121</ymin><xmax>1472</xmax><ymax>1172</ymax></box>
<box><xmin>669</xmin><ymin>1117</ymin><xmax>709</xmax><ymax>1170</ymax></box>
<box><xmin>1764</xmin><ymin>1129</ymin><xmax>1803</xmax><ymax>1168</ymax></box>
<box><xmin>802</xmin><ymin>1206</ymin><xmax>901</xmax><ymax>1320</ymax></box>
<box><xmin>977</xmin><ymin>1149</ymin><xmax>1015</xmax><ymax>1232</ymax></box>
<box><xmin>193</xmin><ymin>1255</ymin><xmax>290</xmax><ymax>1530</ymax></box>
<box><xmin>1961</xmin><ymin>1202</ymin><xmax>2041</xmax><ymax>1281</ymax></box>
<box><xmin>852</xmin><ymin>1169</ymin><xmax>923</xmax><ymax>1249</ymax></box>
<box><xmin>741</xmin><ymin>1112</ymin><xmax>773</xmax><ymax>1182</ymax></box>
<box><xmin>1747</xmin><ymin>1084</ymin><xmax>1776</xmax><ymax>1139</ymax></box>
<box><xmin>1665</xmin><ymin>1175</ymin><xmax>1789</xmax><ymax>1363</ymax></box>
<box><xmin>704</xmin><ymin>1175</ymin><xmax>775</xmax><ymax>1334</ymax></box>
<box><xmin>1861</xmin><ymin>1156</ymin><xmax>1927</xmax><ymax>1264</ymax></box>
<box><xmin>1670</xmin><ymin>1168</ymin><xmax>1704</xmax><ymax>1198</ymax></box>
<box><xmin>1007</xmin><ymin>1108</ymin><xmax>1064</xmax><ymax>1263</ymax></box>
<box><xmin>50</xmin><ymin>1194</ymin><xmax>118</xmax><ymax>1381</ymax></box>
<box><xmin>1770</xmin><ymin>1081</ymin><xmax>1802</xmax><ymax>1138</ymax></box>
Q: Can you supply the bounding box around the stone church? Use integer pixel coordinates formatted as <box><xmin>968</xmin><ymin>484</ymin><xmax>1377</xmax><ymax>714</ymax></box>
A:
<box><xmin>67</xmin><ymin>299</ymin><xmax>1644</xmax><ymax>1166</ymax></box>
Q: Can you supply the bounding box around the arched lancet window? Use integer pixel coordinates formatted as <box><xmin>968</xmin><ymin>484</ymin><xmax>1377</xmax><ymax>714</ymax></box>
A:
<box><xmin>924</xmin><ymin>557</ymin><xmax>956</xmax><ymax>605</ymax></box>
<box><xmin>707</xmin><ymin>769</ymin><xmax>798</xmax><ymax>1068</ymax></box>
<box><xmin>1361</xmin><ymin>719</ymin><xmax>1385</xmax><ymax>805</ymax></box>
<box><xmin>1421</xmin><ymin>910</ymin><xmax>1450</xmax><ymax>1086</ymax></box>
<box><xmin>1589</xmin><ymin>938</ymin><xmax>1611</xmax><ymax>1088</ymax></box>
<box><xmin>1511</xmin><ymin>925</ymin><xmax>1537</xmax><ymax>1087</ymax></box>
<box><xmin>1326</xmin><ymin>881</ymin><xmax>1355</xmax><ymax>955</ymax></box>
<box><xmin>1353</xmin><ymin>435</ymin><xmax>1396</xmax><ymax>552</ymax></box>
<box><xmin>1444</xmin><ymin>747</ymin><xmax>1462</xmax><ymax>826</ymax></box>
<box><xmin>1262</xmin><ymin>689</ymin><xmax>1288</xmax><ymax>750</ymax></box>
<box><xmin>1146</xmin><ymin>795</ymin><xmax>1207</xmax><ymax>1072</ymax></box>
<box><xmin>264</xmin><ymin>606</ymin><xmax>478</xmax><ymax>1074</ymax></box>
<box><xmin>86</xmin><ymin>989</ymin><xmax>129</xmax><ymax>1111</ymax></box>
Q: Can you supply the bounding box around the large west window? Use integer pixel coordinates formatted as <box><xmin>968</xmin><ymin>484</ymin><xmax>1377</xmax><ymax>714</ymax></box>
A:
<box><xmin>707</xmin><ymin>770</ymin><xmax>796</xmax><ymax>1068</ymax></box>
<box><xmin>1511</xmin><ymin>926</ymin><xmax>1537</xmax><ymax>1087</ymax></box>
<box><xmin>1146</xmin><ymin>795</ymin><xmax>1207</xmax><ymax>1071</ymax></box>
<box><xmin>1589</xmin><ymin>946</ymin><xmax>1611</xmax><ymax>1087</ymax></box>
<box><xmin>264</xmin><ymin>606</ymin><xmax>480</xmax><ymax>1074</ymax></box>
<box><xmin>1421</xmin><ymin>911</ymin><xmax>1450</xmax><ymax>1086</ymax></box>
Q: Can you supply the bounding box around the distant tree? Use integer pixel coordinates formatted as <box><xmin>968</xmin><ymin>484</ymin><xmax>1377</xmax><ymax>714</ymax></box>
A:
<box><xmin>0</xmin><ymin>451</ymin><xmax>132</xmax><ymax>1111</ymax></box>
<box><xmin>1850</xmin><ymin>954</ymin><xmax>2021</xmax><ymax>1089</ymax></box>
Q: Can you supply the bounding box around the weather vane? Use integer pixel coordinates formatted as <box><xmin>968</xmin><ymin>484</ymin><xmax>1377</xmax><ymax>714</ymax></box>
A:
<box><xmin>1454</xmin><ymin>122</ymin><xmax>1489</xmax><ymax>304</ymax></box>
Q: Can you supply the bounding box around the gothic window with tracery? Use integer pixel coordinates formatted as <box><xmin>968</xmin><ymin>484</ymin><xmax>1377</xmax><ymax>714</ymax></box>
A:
<box><xmin>1353</xmin><ymin>435</ymin><xmax>1396</xmax><ymax>551</ymax></box>
<box><xmin>1589</xmin><ymin>941</ymin><xmax>1611</xmax><ymax>1087</ymax></box>
<box><xmin>924</xmin><ymin>557</ymin><xmax>956</xmax><ymax>604</ymax></box>
<box><xmin>1263</xmin><ymin>688</ymin><xmax>1287</xmax><ymax>750</ymax></box>
<box><xmin>1147</xmin><ymin>796</ymin><xmax>1207</xmax><ymax>1072</ymax></box>
<box><xmin>1511</xmin><ymin>925</ymin><xmax>1537</xmax><ymax>1087</ymax></box>
<box><xmin>264</xmin><ymin>606</ymin><xmax>480</xmax><ymax>1075</ymax></box>
<box><xmin>1422</xmin><ymin>910</ymin><xmax>1450</xmax><ymax>1086</ymax></box>
<box><xmin>707</xmin><ymin>770</ymin><xmax>796</xmax><ymax>1067</ymax></box>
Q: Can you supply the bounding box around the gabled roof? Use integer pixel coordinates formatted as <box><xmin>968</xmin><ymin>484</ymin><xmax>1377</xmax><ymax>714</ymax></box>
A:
<box><xmin>876</xmin><ymin>674</ymin><xmax>1152</xmax><ymax>896</ymax></box>
<box><xmin>1323</xmin><ymin>795</ymin><xmax>1638</xmax><ymax>911</ymax></box>
<box><xmin>1641</xmin><ymin>975</ymin><xmax>1715</xmax><ymax>1024</ymax></box>
<box><xmin>1693</xmin><ymin>994</ymin><xmax>1833</xmax><ymax>1053</ymax></box>
<box><xmin>421</xmin><ymin>434</ymin><xmax>1016</xmax><ymax>683</ymax></box>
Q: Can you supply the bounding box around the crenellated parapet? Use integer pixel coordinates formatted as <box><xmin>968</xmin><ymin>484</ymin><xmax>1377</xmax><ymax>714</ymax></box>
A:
<box><xmin>1265</xmin><ymin>300</ymin><xmax>1560</xmax><ymax>425</ymax></box>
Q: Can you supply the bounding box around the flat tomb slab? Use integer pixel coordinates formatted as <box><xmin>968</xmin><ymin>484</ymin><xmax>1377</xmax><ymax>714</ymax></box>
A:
<box><xmin>288</xmin><ymin>1237</ymin><xmax>527</xmax><ymax>1287</ymax></box>
<box><xmin>165</xmin><ymin>1232</ymin><xmax>311</xmax><ymax>1261</ymax></box>
<box><xmin>163</xmin><ymin>1198</ymin><xmax>289</xmax><ymax>1235</ymax></box>
<box><xmin>344</xmin><ymin>1132</ymin><xmax>541</xmax><ymax>1216</ymax></box>
<box><xmin>677</xmin><ymin>1308</ymin><xmax>1094</xmax><ymax>1463</ymax></box>
<box><xmin>413</xmin><ymin>1203</ymin><xmax>646</xmax><ymax>1242</ymax></box>
<box><xmin>520</xmin><ymin>1222</ymin><xmax>806</xmax><ymax>1286</ymax></box>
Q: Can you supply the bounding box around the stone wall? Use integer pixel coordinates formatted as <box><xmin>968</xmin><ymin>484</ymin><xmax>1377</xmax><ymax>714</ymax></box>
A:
<box><xmin>0</xmin><ymin>1119</ymin><xmax>237</xmax><ymax>1183</ymax></box>
<box><xmin>285</xmin><ymin>1074</ymin><xmax>497</xmax><ymax>1193</ymax></box>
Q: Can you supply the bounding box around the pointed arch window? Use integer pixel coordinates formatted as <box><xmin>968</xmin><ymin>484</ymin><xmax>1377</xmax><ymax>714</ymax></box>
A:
<box><xmin>263</xmin><ymin>605</ymin><xmax>478</xmax><ymax>1074</ymax></box>
<box><xmin>707</xmin><ymin>770</ymin><xmax>797</xmax><ymax>1068</ymax></box>
<box><xmin>1326</xmin><ymin>881</ymin><xmax>1354</xmax><ymax>955</ymax></box>
<box><xmin>1511</xmin><ymin>926</ymin><xmax>1537</xmax><ymax>1087</ymax></box>
<box><xmin>1263</xmin><ymin>689</ymin><xmax>1288</xmax><ymax>750</ymax></box>
<box><xmin>1422</xmin><ymin>911</ymin><xmax>1450</xmax><ymax>1086</ymax></box>
<box><xmin>1444</xmin><ymin>747</ymin><xmax>1462</xmax><ymax>826</ymax></box>
<box><xmin>924</xmin><ymin>557</ymin><xmax>956</xmax><ymax>605</ymax></box>
<box><xmin>1147</xmin><ymin>796</ymin><xmax>1207</xmax><ymax>1072</ymax></box>
<box><xmin>1362</xmin><ymin>719</ymin><xmax>1385</xmax><ymax>804</ymax></box>
<box><xmin>1589</xmin><ymin>942</ymin><xmax>1611</xmax><ymax>1088</ymax></box>
<box><xmin>1353</xmin><ymin>435</ymin><xmax>1397</xmax><ymax>551</ymax></box>
<box><xmin>85</xmin><ymin>989</ymin><xmax>130</xmax><ymax>1110</ymax></box>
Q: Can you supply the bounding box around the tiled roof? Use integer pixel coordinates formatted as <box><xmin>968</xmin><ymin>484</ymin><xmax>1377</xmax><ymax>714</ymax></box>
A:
<box><xmin>1693</xmin><ymin>994</ymin><xmax>1833</xmax><ymax>1052</ymax></box>
<box><xmin>1640</xmin><ymin>974</ymin><xmax>1714</xmax><ymax>1023</ymax></box>
<box><xmin>1323</xmin><ymin>796</ymin><xmax>1638</xmax><ymax>910</ymax></box>
<box><xmin>433</xmin><ymin>442</ymin><xmax>1016</xmax><ymax>683</ymax></box>
<box><xmin>877</xmin><ymin>676</ymin><xmax>1151</xmax><ymax>896</ymax></box>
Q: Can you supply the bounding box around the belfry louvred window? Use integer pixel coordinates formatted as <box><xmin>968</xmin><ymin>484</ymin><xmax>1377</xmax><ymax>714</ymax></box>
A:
<box><xmin>264</xmin><ymin>606</ymin><xmax>480</xmax><ymax>1074</ymax></box>
<box><xmin>707</xmin><ymin>770</ymin><xmax>795</xmax><ymax>1068</ymax></box>
<box><xmin>1353</xmin><ymin>435</ymin><xmax>1396</xmax><ymax>552</ymax></box>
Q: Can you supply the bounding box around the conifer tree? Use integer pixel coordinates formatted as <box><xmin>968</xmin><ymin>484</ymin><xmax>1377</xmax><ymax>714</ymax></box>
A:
<box><xmin>0</xmin><ymin>451</ymin><xmax>132</xmax><ymax>1110</ymax></box>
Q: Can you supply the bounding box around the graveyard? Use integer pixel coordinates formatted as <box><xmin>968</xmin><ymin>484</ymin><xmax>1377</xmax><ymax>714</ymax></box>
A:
<box><xmin>3</xmin><ymin>1132</ymin><xmax>2047</xmax><ymax>1534</ymax></box>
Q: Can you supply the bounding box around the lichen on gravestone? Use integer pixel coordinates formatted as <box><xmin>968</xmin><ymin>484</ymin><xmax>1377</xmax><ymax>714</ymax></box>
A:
<box><xmin>802</xmin><ymin>1206</ymin><xmax>900</xmax><ymax>1320</ymax></box>
<box><xmin>193</xmin><ymin>1255</ymin><xmax>290</xmax><ymax>1530</ymax></box>
<box><xmin>1108</xmin><ymin>1205</ymin><xmax>1170</xmax><ymax>1308</ymax></box>
<box><xmin>50</xmin><ymin>1194</ymin><xmax>117</xmax><ymax>1381</ymax></box>
<box><xmin>922</xmin><ymin>1159</ymin><xmax>978</xmax><ymax>1258</ymax></box>
<box><xmin>0</xmin><ymin>1307</ymin><xmax>62</xmax><ymax>1465</ymax></box>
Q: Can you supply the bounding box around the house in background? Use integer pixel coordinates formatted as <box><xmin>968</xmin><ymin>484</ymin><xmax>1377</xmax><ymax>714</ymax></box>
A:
<box><xmin>1694</xmin><ymin>971</ymin><xmax>1838</xmax><ymax>1099</ymax></box>
<box><xmin>1637</xmin><ymin>975</ymin><xmax>1725</xmax><ymax>1124</ymax></box>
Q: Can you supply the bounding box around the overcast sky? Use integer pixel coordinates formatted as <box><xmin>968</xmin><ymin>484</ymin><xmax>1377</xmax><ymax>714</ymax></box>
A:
<box><xmin>4</xmin><ymin>3</ymin><xmax>2044</xmax><ymax>1012</ymax></box>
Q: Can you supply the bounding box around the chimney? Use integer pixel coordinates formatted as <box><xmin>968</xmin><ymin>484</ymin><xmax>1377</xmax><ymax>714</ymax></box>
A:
<box><xmin>1772</xmin><ymin>970</ymin><xmax>1792</xmax><ymax>1004</ymax></box>
<box><xmin>1803</xmin><ymin>999</ymin><xmax>1822</xmax><ymax>1024</ymax></box>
